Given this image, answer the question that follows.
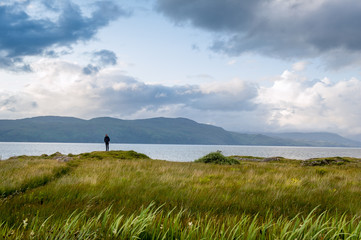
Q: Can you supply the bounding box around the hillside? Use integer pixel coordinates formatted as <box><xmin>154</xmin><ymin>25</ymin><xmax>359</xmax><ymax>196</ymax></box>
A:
<box><xmin>264</xmin><ymin>132</ymin><xmax>361</xmax><ymax>147</ymax></box>
<box><xmin>0</xmin><ymin>116</ymin><xmax>360</xmax><ymax>147</ymax></box>
<box><xmin>0</xmin><ymin>116</ymin><xmax>292</xmax><ymax>145</ymax></box>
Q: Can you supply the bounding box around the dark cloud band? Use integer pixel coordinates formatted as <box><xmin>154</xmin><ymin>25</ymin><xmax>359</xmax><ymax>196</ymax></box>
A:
<box><xmin>0</xmin><ymin>0</ymin><xmax>128</xmax><ymax>71</ymax></box>
<box><xmin>156</xmin><ymin>0</ymin><xmax>361</xmax><ymax>65</ymax></box>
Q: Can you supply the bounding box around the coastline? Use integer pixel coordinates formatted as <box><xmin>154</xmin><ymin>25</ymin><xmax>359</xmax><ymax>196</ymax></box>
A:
<box><xmin>2</xmin><ymin>142</ymin><xmax>361</xmax><ymax>161</ymax></box>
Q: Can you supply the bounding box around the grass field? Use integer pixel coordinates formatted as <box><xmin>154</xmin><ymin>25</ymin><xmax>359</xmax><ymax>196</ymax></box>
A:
<box><xmin>1</xmin><ymin>150</ymin><xmax>361</xmax><ymax>239</ymax></box>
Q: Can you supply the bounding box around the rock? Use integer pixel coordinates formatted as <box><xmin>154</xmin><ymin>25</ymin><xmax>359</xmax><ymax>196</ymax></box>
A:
<box><xmin>231</xmin><ymin>156</ymin><xmax>282</xmax><ymax>162</ymax></box>
<box><xmin>262</xmin><ymin>157</ymin><xmax>281</xmax><ymax>162</ymax></box>
<box><xmin>302</xmin><ymin>157</ymin><xmax>349</xmax><ymax>166</ymax></box>
<box><xmin>55</xmin><ymin>156</ymin><xmax>71</xmax><ymax>162</ymax></box>
<box><xmin>50</xmin><ymin>152</ymin><xmax>72</xmax><ymax>162</ymax></box>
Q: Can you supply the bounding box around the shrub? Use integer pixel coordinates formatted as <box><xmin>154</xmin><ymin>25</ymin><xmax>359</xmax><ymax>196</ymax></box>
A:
<box><xmin>195</xmin><ymin>151</ymin><xmax>240</xmax><ymax>165</ymax></box>
<box><xmin>302</xmin><ymin>157</ymin><xmax>350</xmax><ymax>166</ymax></box>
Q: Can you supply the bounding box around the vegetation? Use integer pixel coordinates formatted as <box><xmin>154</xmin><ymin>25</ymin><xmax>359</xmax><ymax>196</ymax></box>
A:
<box><xmin>1</xmin><ymin>150</ymin><xmax>361</xmax><ymax>239</ymax></box>
<box><xmin>0</xmin><ymin>116</ymin><xmax>276</xmax><ymax>145</ymax></box>
<box><xmin>301</xmin><ymin>156</ymin><xmax>354</xmax><ymax>166</ymax></box>
<box><xmin>1</xmin><ymin>116</ymin><xmax>360</xmax><ymax>146</ymax></box>
<box><xmin>195</xmin><ymin>151</ymin><xmax>240</xmax><ymax>165</ymax></box>
<box><xmin>2</xmin><ymin>204</ymin><xmax>361</xmax><ymax>239</ymax></box>
<box><xmin>0</xmin><ymin>156</ymin><xmax>69</xmax><ymax>197</ymax></box>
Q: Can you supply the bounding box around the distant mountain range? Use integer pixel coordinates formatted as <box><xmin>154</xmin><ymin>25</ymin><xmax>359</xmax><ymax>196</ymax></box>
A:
<box><xmin>0</xmin><ymin>116</ymin><xmax>360</xmax><ymax>147</ymax></box>
<box><xmin>263</xmin><ymin>132</ymin><xmax>361</xmax><ymax>147</ymax></box>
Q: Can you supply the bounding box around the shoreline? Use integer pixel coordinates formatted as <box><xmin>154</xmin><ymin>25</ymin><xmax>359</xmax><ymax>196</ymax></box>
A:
<box><xmin>2</xmin><ymin>142</ymin><xmax>361</xmax><ymax>162</ymax></box>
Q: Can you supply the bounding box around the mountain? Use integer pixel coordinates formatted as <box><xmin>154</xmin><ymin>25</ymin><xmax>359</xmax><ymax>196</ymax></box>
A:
<box><xmin>347</xmin><ymin>133</ymin><xmax>361</xmax><ymax>143</ymax></box>
<box><xmin>0</xmin><ymin>116</ymin><xmax>286</xmax><ymax>145</ymax></box>
<box><xmin>263</xmin><ymin>132</ymin><xmax>361</xmax><ymax>147</ymax></box>
<box><xmin>0</xmin><ymin>116</ymin><xmax>359</xmax><ymax>147</ymax></box>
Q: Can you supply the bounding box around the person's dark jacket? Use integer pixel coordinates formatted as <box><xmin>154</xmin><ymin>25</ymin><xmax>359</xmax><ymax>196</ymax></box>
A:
<box><xmin>104</xmin><ymin>136</ymin><xmax>110</xmax><ymax>143</ymax></box>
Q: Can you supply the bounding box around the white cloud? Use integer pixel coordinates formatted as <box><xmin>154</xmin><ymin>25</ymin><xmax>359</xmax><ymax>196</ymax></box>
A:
<box><xmin>200</xmin><ymin>78</ymin><xmax>253</xmax><ymax>95</ymax></box>
<box><xmin>292</xmin><ymin>61</ymin><xmax>308</xmax><ymax>71</ymax></box>
<box><xmin>0</xmin><ymin>59</ymin><xmax>258</xmax><ymax>122</ymax></box>
<box><xmin>2</xmin><ymin>58</ymin><xmax>361</xmax><ymax>135</ymax></box>
<box><xmin>227</xmin><ymin>59</ymin><xmax>237</xmax><ymax>65</ymax></box>
<box><xmin>257</xmin><ymin>70</ymin><xmax>361</xmax><ymax>134</ymax></box>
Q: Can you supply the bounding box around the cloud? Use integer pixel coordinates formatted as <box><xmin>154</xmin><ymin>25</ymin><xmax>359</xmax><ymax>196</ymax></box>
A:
<box><xmin>187</xmin><ymin>74</ymin><xmax>213</xmax><ymax>80</ymax></box>
<box><xmin>0</xmin><ymin>56</ymin><xmax>32</xmax><ymax>72</ymax></box>
<box><xmin>292</xmin><ymin>61</ymin><xmax>308</xmax><ymax>72</ymax></box>
<box><xmin>93</xmin><ymin>50</ymin><xmax>118</xmax><ymax>66</ymax></box>
<box><xmin>0</xmin><ymin>92</ymin><xmax>38</xmax><ymax>114</ymax></box>
<box><xmin>257</xmin><ymin>70</ymin><xmax>361</xmax><ymax>134</ymax></box>
<box><xmin>227</xmin><ymin>59</ymin><xmax>237</xmax><ymax>66</ymax></box>
<box><xmin>0</xmin><ymin>0</ymin><xmax>128</xmax><ymax>71</ymax></box>
<box><xmin>191</xmin><ymin>44</ymin><xmax>200</xmax><ymax>51</ymax></box>
<box><xmin>91</xmin><ymin>72</ymin><xmax>258</xmax><ymax>115</ymax></box>
<box><xmin>0</xmin><ymin>59</ymin><xmax>258</xmax><ymax>122</ymax></box>
<box><xmin>82</xmin><ymin>64</ymin><xmax>99</xmax><ymax>75</ymax></box>
<box><xmin>3</xmin><ymin>58</ymin><xmax>361</xmax><ymax>135</ymax></box>
<box><xmin>156</xmin><ymin>0</ymin><xmax>361</xmax><ymax>67</ymax></box>
<box><xmin>193</xmin><ymin>79</ymin><xmax>257</xmax><ymax>111</ymax></box>
<box><xmin>156</xmin><ymin>0</ymin><xmax>260</xmax><ymax>32</ymax></box>
<box><xmin>82</xmin><ymin>49</ymin><xmax>117</xmax><ymax>75</ymax></box>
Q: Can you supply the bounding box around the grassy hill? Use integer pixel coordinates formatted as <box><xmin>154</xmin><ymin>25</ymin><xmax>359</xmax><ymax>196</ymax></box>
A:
<box><xmin>0</xmin><ymin>116</ymin><xmax>298</xmax><ymax>145</ymax></box>
<box><xmin>1</xmin><ymin>116</ymin><xmax>359</xmax><ymax>147</ymax></box>
<box><xmin>1</xmin><ymin>151</ymin><xmax>361</xmax><ymax>239</ymax></box>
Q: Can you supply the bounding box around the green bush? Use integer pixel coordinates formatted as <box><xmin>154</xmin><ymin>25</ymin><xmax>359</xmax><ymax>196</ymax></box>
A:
<box><xmin>79</xmin><ymin>151</ymin><xmax>150</xmax><ymax>160</ymax></box>
<box><xmin>195</xmin><ymin>151</ymin><xmax>240</xmax><ymax>165</ymax></box>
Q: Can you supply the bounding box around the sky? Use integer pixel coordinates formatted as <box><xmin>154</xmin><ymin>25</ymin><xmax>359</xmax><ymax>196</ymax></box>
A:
<box><xmin>1</xmin><ymin>0</ymin><xmax>361</xmax><ymax>137</ymax></box>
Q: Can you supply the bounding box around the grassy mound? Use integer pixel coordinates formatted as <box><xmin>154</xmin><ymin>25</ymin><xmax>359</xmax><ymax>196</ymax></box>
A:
<box><xmin>79</xmin><ymin>150</ymin><xmax>150</xmax><ymax>160</ymax></box>
<box><xmin>195</xmin><ymin>151</ymin><xmax>240</xmax><ymax>165</ymax></box>
<box><xmin>302</xmin><ymin>157</ymin><xmax>352</xmax><ymax>166</ymax></box>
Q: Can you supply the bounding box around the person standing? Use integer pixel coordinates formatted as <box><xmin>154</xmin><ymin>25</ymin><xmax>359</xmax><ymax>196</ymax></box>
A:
<box><xmin>104</xmin><ymin>134</ymin><xmax>110</xmax><ymax>151</ymax></box>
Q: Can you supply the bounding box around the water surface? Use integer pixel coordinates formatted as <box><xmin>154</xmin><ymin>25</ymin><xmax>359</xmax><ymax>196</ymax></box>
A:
<box><xmin>2</xmin><ymin>142</ymin><xmax>361</xmax><ymax>162</ymax></box>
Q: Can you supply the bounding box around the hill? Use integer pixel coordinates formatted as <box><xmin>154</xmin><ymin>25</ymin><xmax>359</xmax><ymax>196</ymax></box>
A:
<box><xmin>0</xmin><ymin>116</ymin><xmax>288</xmax><ymax>145</ymax></box>
<box><xmin>0</xmin><ymin>116</ymin><xmax>359</xmax><ymax>147</ymax></box>
<box><xmin>264</xmin><ymin>132</ymin><xmax>361</xmax><ymax>147</ymax></box>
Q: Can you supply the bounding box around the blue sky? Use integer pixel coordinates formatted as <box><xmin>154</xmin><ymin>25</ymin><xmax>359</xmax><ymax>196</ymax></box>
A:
<box><xmin>1</xmin><ymin>0</ymin><xmax>361</xmax><ymax>137</ymax></box>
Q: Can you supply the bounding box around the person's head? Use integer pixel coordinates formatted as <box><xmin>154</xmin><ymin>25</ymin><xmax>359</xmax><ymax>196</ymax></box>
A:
<box><xmin>105</xmin><ymin>134</ymin><xmax>108</xmax><ymax>137</ymax></box>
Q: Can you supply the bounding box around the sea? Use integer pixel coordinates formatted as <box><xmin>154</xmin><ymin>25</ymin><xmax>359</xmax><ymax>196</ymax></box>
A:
<box><xmin>2</xmin><ymin>142</ymin><xmax>361</xmax><ymax>162</ymax></box>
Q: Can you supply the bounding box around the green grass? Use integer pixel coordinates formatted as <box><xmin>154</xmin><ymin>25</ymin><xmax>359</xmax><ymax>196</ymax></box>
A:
<box><xmin>1</xmin><ymin>150</ymin><xmax>361</xmax><ymax>239</ymax></box>
<box><xmin>2</xmin><ymin>204</ymin><xmax>361</xmax><ymax>239</ymax></box>
<box><xmin>0</xmin><ymin>156</ymin><xmax>70</xmax><ymax>197</ymax></box>
<box><xmin>195</xmin><ymin>151</ymin><xmax>240</xmax><ymax>165</ymax></box>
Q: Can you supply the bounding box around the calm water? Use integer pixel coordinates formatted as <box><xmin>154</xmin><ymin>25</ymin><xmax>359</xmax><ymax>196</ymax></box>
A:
<box><xmin>2</xmin><ymin>142</ymin><xmax>361</xmax><ymax>162</ymax></box>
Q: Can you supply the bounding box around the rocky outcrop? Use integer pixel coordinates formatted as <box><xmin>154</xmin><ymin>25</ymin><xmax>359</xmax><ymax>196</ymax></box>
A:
<box><xmin>231</xmin><ymin>156</ymin><xmax>282</xmax><ymax>162</ymax></box>
<box><xmin>301</xmin><ymin>157</ymin><xmax>350</xmax><ymax>166</ymax></box>
<box><xmin>50</xmin><ymin>152</ymin><xmax>72</xmax><ymax>162</ymax></box>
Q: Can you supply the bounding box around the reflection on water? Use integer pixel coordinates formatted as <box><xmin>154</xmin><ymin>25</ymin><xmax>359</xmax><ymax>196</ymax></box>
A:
<box><xmin>1</xmin><ymin>142</ymin><xmax>361</xmax><ymax>162</ymax></box>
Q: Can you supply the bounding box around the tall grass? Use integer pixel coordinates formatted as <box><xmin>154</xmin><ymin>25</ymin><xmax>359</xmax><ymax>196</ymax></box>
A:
<box><xmin>1</xmin><ymin>151</ymin><xmax>361</xmax><ymax>239</ymax></box>
<box><xmin>1</xmin><ymin>203</ymin><xmax>361</xmax><ymax>239</ymax></box>
<box><xmin>0</xmin><ymin>157</ymin><xmax>69</xmax><ymax>197</ymax></box>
